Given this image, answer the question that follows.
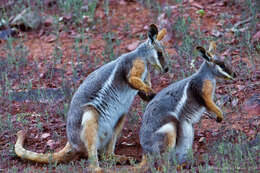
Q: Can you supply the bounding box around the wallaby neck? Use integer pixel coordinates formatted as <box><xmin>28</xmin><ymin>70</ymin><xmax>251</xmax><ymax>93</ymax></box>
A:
<box><xmin>196</xmin><ymin>61</ymin><xmax>216</xmax><ymax>80</ymax></box>
<box><xmin>130</xmin><ymin>40</ymin><xmax>151</xmax><ymax>59</ymax></box>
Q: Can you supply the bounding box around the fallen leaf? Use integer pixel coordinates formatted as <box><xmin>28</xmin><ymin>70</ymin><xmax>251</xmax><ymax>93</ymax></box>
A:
<box><xmin>45</xmin><ymin>34</ymin><xmax>57</xmax><ymax>43</ymax></box>
<box><xmin>237</xmin><ymin>85</ymin><xmax>245</xmax><ymax>91</ymax></box>
<box><xmin>199</xmin><ymin>137</ymin><xmax>205</xmax><ymax>143</ymax></box>
<box><xmin>211</xmin><ymin>29</ymin><xmax>223</xmax><ymax>37</ymax></box>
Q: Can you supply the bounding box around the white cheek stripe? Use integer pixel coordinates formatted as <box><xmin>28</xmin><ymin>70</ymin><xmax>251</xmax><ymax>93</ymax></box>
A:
<box><xmin>217</xmin><ymin>65</ymin><xmax>233</xmax><ymax>79</ymax></box>
<box><xmin>156</xmin><ymin>122</ymin><xmax>175</xmax><ymax>133</ymax></box>
<box><xmin>153</xmin><ymin>49</ymin><xmax>163</xmax><ymax>71</ymax></box>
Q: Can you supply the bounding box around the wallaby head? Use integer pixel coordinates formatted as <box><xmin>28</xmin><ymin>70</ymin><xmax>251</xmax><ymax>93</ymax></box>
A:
<box><xmin>196</xmin><ymin>42</ymin><xmax>236</xmax><ymax>80</ymax></box>
<box><xmin>147</xmin><ymin>24</ymin><xmax>169</xmax><ymax>73</ymax></box>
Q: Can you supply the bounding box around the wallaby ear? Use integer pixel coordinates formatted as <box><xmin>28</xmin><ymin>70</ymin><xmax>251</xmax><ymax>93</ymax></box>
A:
<box><xmin>148</xmin><ymin>24</ymin><xmax>158</xmax><ymax>42</ymax></box>
<box><xmin>208</xmin><ymin>41</ymin><xmax>216</xmax><ymax>54</ymax></box>
<box><xmin>196</xmin><ymin>46</ymin><xmax>212</xmax><ymax>62</ymax></box>
<box><xmin>157</xmin><ymin>28</ymin><xmax>167</xmax><ymax>41</ymax></box>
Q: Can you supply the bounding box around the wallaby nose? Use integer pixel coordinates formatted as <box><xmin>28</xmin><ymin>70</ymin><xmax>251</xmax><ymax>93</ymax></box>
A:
<box><xmin>164</xmin><ymin>67</ymin><xmax>169</xmax><ymax>73</ymax></box>
<box><xmin>232</xmin><ymin>72</ymin><xmax>237</xmax><ymax>78</ymax></box>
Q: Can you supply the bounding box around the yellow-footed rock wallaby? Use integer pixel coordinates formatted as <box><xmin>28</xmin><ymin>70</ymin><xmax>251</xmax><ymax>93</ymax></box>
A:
<box><xmin>138</xmin><ymin>42</ymin><xmax>236</xmax><ymax>170</ymax></box>
<box><xmin>15</xmin><ymin>24</ymin><xmax>169</xmax><ymax>172</ymax></box>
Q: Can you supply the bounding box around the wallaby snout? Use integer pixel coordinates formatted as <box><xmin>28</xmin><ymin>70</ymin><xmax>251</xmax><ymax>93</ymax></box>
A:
<box><xmin>164</xmin><ymin>66</ymin><xmax>169</xmax><ymax>73</ymax></box>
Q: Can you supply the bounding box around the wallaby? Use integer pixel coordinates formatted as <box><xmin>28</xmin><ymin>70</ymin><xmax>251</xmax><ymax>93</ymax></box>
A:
<box><xmin>138</xmin><ymin>42</ymin><xmax>236</xmax><ymax>169</ymax></box>
<box><xmin>15</xmin><ymin>24</ymin><xmax>169</xmax><ymax>171</ymax></box>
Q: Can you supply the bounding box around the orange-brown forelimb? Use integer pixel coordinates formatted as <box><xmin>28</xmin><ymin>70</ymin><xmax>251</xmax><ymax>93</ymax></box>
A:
<box><xmin>128</xmin><ymin>59</ymin><xmax>154</xmax><ymax>94</ymax></box>
<box><xmin>202</xmin><ymin>80</ymin><xmax>223</xmax><ymax>122</ymax></box>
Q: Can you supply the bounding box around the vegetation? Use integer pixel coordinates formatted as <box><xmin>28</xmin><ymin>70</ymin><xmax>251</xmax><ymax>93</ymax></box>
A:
<box><xmin>0</xmin><ymin>0</ymin><xmax>259</xmax><ymax>172</ymax></box>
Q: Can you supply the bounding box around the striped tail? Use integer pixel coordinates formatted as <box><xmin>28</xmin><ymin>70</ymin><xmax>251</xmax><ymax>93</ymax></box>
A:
<box><xmin>15</xmin><ymin>130</ymin><xmax>75</xmax><ymax>163</ymax></box>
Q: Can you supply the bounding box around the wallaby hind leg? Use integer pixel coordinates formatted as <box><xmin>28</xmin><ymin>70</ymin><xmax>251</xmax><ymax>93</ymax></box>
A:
<box><xmin>80</xmin><ymin>106</ymin><xmax>101</xmax><ymax>172</ymax></box>
<box><xmin>153</xmin><ymin>121</ymin><xmax>177</xmax><ymax>153</ymax></box>
<box><xmin>175</xmin><ymin>120</ymin><xmax>194</xmax><ymax>164</ymax></box>
<box><xmin>105</xmin><ymin>114</ymin><xmax>131</xmax><ymax>164</ymax></box>
<box><xmin>134</xmin><ymin>121</ymin><xmax>177</xmax><ymax>173</ymax></box>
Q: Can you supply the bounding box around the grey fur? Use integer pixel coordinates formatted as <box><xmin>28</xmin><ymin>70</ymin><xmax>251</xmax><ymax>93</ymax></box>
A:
<box><xmin>140</xmin><ymin>51</ymin><xmax>236</xmax><ymax>164</ymax></box>
<box><xmin>66</xmin><ymin>35</ymin><xmax>168</xmax><ymax>153</ymax></box>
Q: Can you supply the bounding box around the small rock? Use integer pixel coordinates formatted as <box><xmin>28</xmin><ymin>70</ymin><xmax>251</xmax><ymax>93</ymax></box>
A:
<box><xmin>9</xmin><ymin>8</ymin><xmax>42</xmax><ymax>30</ymax></box>
<box><xmin>45</xmin><ymin>34</ymin><xmax>57</xmax><ymax>43</ymax></box>
<box><xmin>44</xmin><ymin>16</ymin><xmax>55</xmax><ymax>27</ymax></box>
<box><xmin>163</xmin><ymin>5</ymin><xmax>178</xmax><ymax>12</ymax></box>
<box><xmin>211</xmin><ymin>29</ymin><xmax>223</xmax><ymax>37</ymax></box>
<box><xmin>237</xmin><ymin>85</ymin><xmax>245</xmax><ymax>91</ymax></box>
<box><xmin>81</xmin><ymin>5</ymin><xmax>89</xmax><ymax>12</ymax></box>
<box><xmin>46</xmin><ymin>139</ymin><xmax>55</xmax><ymax>150</ymax></box>
<box><xmin>41</xmin><ymin>133</ymin><xmax>50</xmax><ymax>139</ymax></box>
<box><xmin>243</xmin><ymin>94</ymin><xmax>260</xmax><ymax>115</ymax></box>
<box><xmin>143</xmin><ymin>25</ymin><xmax>149</xmax><ymax>30</ymax></box>
<box><xmin>231</xmin><ymin>97</ymin><xmax>239</xmax><ymax>107</ymax></box>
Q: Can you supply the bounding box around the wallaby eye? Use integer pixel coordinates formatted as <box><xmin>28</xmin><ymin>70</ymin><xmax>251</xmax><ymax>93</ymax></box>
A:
<box><xmin>215</xmin><ymin>60</ymin><xmax>225</xmax><ymax>69</ymax></box>
<box><xmin>219</xmin><ymin>63</ymin><xmax>225</xmax><ymax>69</ymax></box>
<box><xmin>158</xmin><ymin>51</ymin><xmax>163</xmax><ymax>57</ymax></box>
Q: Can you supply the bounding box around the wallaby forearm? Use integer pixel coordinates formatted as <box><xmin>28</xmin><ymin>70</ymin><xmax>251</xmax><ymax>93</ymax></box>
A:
<box><xmin>202</xmin><ymin>80</ymin><xmax>223</xmax><ymax>122</ymax></box>
<box><xmin>138</xmin><ymin>91</ymin><xmax>155</xmax><ymax>101</ymax></box>
<box><xmin>204</xmin><ymin>100</ymin><xmax>223</xmax><ymax>122</ymax></box>
<box><xmin>128</xmin><ymin>76</ymin><xmax>153</xmax><ymax>94</ymax></box>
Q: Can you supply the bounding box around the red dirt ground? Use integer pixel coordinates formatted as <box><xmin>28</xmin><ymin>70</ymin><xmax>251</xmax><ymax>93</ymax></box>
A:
<box><xmin>0</xmin><ymin>0</ymin><xmax>259</xmax><ymax>172</ymax></box>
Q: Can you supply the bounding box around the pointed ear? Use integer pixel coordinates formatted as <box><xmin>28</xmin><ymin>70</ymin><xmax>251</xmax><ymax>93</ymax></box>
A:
<box><xmin>208</xmin><ymin>41</ymin><xmax>216</xmax><ymax>54</ymax></box>
<box><xmin>196</xmin><ymin>46</ymin><xmax>212</xmax><ymax>62</ymax></box>
<box><xmin>148</xmin><ymin>24</ymin><xmax>158</xmax><ymax>43</ymax></box>
<box><xmin>157</xmin><ymin>28</ymin><xmax>167</xmax><ymax>41</ymax></box>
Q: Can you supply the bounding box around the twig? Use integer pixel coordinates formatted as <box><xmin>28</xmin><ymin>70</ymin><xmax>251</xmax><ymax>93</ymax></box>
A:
<box><xmin>226</xmin><ymin>17</ymin><xmax>253</xmax><ymax>33</ymax></box>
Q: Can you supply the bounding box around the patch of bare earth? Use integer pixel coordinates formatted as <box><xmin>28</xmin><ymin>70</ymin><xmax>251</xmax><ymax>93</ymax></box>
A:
<box><xmin>0</xmin><ymin>0</ymin><xmax>259</xmax><ymax>172</ymax></box>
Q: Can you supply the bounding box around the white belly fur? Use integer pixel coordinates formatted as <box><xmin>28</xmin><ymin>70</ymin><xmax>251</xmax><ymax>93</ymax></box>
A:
<box><xmin>96</xmin><ymin>87</ymin><xmax>137</xmax><ymax>149</ymax></box>
<box><xmin>80</xmin><ymin>62</ymin><xmax>146</xmax><ymax>150</ymax></box>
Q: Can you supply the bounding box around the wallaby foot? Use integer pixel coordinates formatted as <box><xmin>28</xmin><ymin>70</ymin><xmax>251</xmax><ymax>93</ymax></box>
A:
<box><xmin>110</xmin><ymin>154</ymin><xmax>133</xmax><ymax>164</ymax></box>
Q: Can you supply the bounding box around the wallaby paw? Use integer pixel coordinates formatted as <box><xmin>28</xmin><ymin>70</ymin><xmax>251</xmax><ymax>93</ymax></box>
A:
<box><xmin>144</xmin><ymin>87</ymin><xmax>154</xmax><ymax>96</ymax></box>
<box><xmin>216</xmin><ymin>116</ymin><xmax>223</xmax><ymax>123</ymax></box>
